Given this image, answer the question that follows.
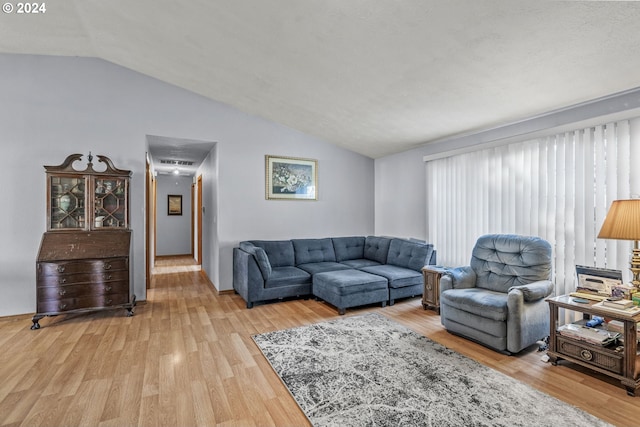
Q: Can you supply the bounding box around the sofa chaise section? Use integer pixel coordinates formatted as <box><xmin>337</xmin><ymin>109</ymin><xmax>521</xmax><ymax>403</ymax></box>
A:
<box><xmin>360</xmin><ymin>238</ymin><xmax>435</xmax><ymax>305</ymax></box>
<box><xmin>313</xmin><ymin>269</ymin><xmax>389</xmax><ymax>315</ymax></box>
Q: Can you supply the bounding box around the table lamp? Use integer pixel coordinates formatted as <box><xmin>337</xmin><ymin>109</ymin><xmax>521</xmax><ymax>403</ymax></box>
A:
<box><xmin>597</xmin><ymin>199</ymin><xmax>640</xmax><ymax>289</ymax></box>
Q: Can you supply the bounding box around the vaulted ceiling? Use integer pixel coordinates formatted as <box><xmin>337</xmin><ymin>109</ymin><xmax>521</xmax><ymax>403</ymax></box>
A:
<box><xmin>2</xmin><ymin>1</ymin><xmax>640</xmax><ymax>159</ymax></box>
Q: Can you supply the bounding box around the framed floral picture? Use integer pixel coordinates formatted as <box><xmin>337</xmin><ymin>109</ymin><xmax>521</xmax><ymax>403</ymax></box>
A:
<box><xmin>265</xmin><ymin>155</ymin><xmax>317</xmax><ymax>200</ymax></box>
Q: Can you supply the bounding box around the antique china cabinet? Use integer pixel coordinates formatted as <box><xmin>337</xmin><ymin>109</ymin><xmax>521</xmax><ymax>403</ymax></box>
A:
<box><xmin>32</xmin><ymin>153</ymin><xmax>135</xmax><ymax>329</ymax></box>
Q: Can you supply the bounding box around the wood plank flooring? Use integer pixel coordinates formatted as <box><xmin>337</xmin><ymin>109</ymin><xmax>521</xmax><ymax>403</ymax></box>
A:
<box><xmin>1</xmin><ymin>258</ymin><xmax>639</xmax><ymax>426</ymax></box>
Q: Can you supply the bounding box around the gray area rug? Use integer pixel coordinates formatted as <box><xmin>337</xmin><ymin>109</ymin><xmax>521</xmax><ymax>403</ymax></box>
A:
<box><xmin>252</xmin><ymin>312</ymin><xmax>611</xmax><ymax>427</ymax></box>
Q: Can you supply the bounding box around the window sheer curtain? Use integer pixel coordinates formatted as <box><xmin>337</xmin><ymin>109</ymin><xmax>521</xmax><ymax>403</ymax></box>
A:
<box><xmin>425</xmin><ymin>118</ymin><xmax>640</xmax><ymax>296</ymax></box>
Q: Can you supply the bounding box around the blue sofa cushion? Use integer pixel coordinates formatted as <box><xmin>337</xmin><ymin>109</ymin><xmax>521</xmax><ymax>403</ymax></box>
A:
<box><xmin>340</xmin><ymin>259</ymin><xmax>382</xmax><ymax>269</ymax></box>
<box><xmin>332</xmin><ymin>236</ymin><xmax>365</xmax><ymax>261</ymax></box>
<box><xmin>440</xmin><ymin>288</ymin><xmax>508</xmax><ymax>321</ymax></box>
<box><xmin>386</xmin><ymin>239</ymin><xmax>434</xmax><ymax>271</ymax></box>
<box><xmin>313</xmin><ymin>269</ymin><xmax>388</xmax><ymax>296</ymax></box>
<box><xmin>360</xmin><ymin>264</ymin><xmax>422</xmax><ymax>288</ymax></box>
<box><xmin>239</xmin><ymin>241</ymin><xmax>272</xmax><ymax>279</ymax></box>
<box><xmin>297</xmin><ymin>262</ymin><xmax>351</xmax><ymax>275</ymax></box>
<box><xmin>251</xmin><ymin>240</ymin><xmax>295</xmax><ymax>267</ymax></box>
<box><xmin>363</xmin><ymin>236</ymin><xmax>392</xmax><ymax>264</ymax></box>
<box><xmin>471</xmin><ymin>234</ymin><xmax>552</xmax><ymax>293</ymax></box>
<box><xmin>292</xmin><ymin>238</ymin><xmax>337</xmax><ymax>264</ymax></box>
<box><xmin>264</xmin><ymin>266</ymin><xmax>311</xmax><ymax>288</ymax></box>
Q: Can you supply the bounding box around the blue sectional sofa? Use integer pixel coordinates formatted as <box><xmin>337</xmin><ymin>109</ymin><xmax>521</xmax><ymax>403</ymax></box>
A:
<box><xmin>233</xmin><ymin>236</ymin><xmax>436</xmax><ymax>314</ymax></box>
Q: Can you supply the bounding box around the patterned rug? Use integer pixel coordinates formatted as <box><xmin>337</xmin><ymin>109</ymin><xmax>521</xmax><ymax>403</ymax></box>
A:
<box><xmin>252</xmin><ymin>312</ymin><xmax>611</xmax><ymax>427</ymax></box>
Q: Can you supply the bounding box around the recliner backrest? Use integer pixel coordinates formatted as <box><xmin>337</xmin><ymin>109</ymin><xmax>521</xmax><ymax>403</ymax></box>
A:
<box><xmin>471</xmin><ymin>234</ymin><xmax>552</xmax><ymax>293</ymax></box>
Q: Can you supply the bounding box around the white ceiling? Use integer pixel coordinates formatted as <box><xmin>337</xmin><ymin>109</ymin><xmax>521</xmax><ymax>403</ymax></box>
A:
<box><xmin>3</xmin><ymin>1</ymin><xmax>640</xmax><ymax>160</ymax></box>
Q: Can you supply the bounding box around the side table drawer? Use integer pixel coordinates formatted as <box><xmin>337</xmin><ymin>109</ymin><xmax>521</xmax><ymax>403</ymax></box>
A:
<box><xmin>556</xmin><ymin>336</ymin><xmax>623</xmax><ymax>375</ymax></box>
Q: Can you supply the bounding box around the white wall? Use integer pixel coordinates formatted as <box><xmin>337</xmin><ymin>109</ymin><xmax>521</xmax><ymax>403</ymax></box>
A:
<box><xmin>156</xmin><ymin>174</ymin><xmax>193</xmax><ymax>256</ymax></box>
<box><xmin>0</xmin><ymin>53</ymin><xmax>374</xmax><ymax>317</ymax></box>
<box><xmin>374</xmin><ymin>150</ymin><xmax>427</xmax><ymax>240</ymax></box>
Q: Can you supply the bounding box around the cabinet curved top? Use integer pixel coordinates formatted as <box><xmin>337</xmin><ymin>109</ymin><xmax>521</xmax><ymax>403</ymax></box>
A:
<box><xmin>44</xmin><ymin>153</ymin><xmax>131</xmax><ymax>177</ymax></box>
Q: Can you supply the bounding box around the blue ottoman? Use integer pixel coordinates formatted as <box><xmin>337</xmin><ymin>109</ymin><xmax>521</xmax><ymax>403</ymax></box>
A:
<box><xmin>313</xmin><ymin>269</ymin><xmax>389</xmax><ymax>315</ymax></box>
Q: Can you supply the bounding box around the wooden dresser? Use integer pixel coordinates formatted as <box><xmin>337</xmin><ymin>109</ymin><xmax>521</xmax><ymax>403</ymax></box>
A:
<box><xmin>32</xmin><ymin>153</ymin><xmax>135</xmax><ymax>329</ymax></box>
<box><xmin>33</xmin><ymin>231</ymin><xmax>135</xmax><ymax>329</ymax></box>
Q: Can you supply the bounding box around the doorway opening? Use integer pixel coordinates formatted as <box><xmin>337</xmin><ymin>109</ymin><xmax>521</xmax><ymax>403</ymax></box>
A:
<box><xmin>145</xmin><ymin>135</ymin><xmax>216</xmax><ymax>286</ymax></box>
<box><xmin>152</xmin><ymin>255</ymin><xmax>200</xmax><ymax>274</ymax></box>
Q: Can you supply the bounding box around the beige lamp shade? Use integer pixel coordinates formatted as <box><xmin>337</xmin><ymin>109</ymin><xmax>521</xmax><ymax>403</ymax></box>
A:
<box><xmin>597</xmin><ymin>199</ymin><xmax>640</xmax><ymax>240</ymax></box>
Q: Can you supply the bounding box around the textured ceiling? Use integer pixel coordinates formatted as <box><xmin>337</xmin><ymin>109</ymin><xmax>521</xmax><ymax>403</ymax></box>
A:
<box><xmin>2</xmin><ymin>1</ymin><xmax>640</xmax><ymax>159</ymax></box>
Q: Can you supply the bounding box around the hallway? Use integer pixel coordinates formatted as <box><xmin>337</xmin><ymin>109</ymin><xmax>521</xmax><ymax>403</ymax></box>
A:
<box><xmin>152</xmin><ymin>255</ymin><xmax>201</xmax><ymax>275</ymax></box>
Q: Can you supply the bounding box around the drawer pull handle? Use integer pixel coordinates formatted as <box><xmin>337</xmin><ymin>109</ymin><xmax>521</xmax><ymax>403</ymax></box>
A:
<box><xmin>104</xmin><ymin>274</ymin><xmax>112</xmax><ymax>280</ymax></box>
<box><xmin>105</xmin><ymin>285</ymin><xmax>112</xmax><ymax>292</ymax></box>
<box><xmin>57</xmin><ymin>266</ymin><xmax>66</xmax><ymax>273</ymax></box>
<box><xmin>59</xmin><ymin>303</ymin><xmax>67</xmax><ymax>310</ymax></box>
<box><xmin>580</xmin><ymin>349</ymin><xmax>593</xmax><ymax>361</ymax></box>
<box><xmin>106</xmin><ymin>299</ymin><xmax>112</xmax><ymax>305</ymax></box>
<box><xmin>58</xmin><ymin>289</ymin><xmax>66</xmax><ymax>296</ymax></box>
<box><xmin>59</xmin><ymin>278</ymin><xmax>67</xmax><ymax>284</ymax></box>
<box><xmin>103</xmin><ymin>263</ymin><xmax>112</xmax><ymax>270</ymax></box>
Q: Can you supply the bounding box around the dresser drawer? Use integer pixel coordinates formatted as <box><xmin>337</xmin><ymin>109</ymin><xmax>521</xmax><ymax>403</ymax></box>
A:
<box><xmin>37</xmin><ymin>293</ymin><xmax>130</xmax><ymax>314</ymax></box>
<box><xmin>37</xmin><ymin>258</ymin><xmax>128</xmax><ymax>277</ymax></box>
<box><xmin>37</xmin><ymin>269</ymin><xmax>129</xmax><ymax>287</ymax></box>
<box><xmin>556</xmin><ymin>336</ymin><xmax>623</xmax><ymax>375</ymax></box>
<box><xmin>37</xmin><ymin>281</ymin><xmax>129</xmax><ymax>301</ymax></box>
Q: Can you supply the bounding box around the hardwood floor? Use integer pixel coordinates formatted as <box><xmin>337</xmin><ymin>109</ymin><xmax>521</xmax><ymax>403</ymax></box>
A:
<box><xmin>1</xmin><ymin>259</ymin><xmax>639</xmax><ymax>426</ymax></box>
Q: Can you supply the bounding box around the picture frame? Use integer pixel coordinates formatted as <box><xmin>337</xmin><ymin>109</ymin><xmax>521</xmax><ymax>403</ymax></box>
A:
<box><xmin>266</xmin><ymin>155</ymin><xmax>318</xmax><ymax>200</ymax></box>
<box><xmin>168</xmin><ymin>194</ymin><xmax>182</xmax><ymax>215</ymax></box>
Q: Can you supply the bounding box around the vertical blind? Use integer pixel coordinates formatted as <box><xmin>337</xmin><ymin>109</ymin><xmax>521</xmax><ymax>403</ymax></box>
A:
<box><xmin>425</xmin><ymin>118</ymin><xmax>640</xmax><ymax>296</ymax></box>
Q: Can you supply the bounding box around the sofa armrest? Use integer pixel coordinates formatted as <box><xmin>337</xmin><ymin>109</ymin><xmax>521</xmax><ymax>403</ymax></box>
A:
<box><xmin>508</xmin><ymin>280</ymin><xmax>554</xmax><ymax>302</ymax></box>
<box><xmin>239</xmin><ymin>241</ymin><xmax>272</xmax><ymax>279</ymax></box>
<box><xmin>440</xmin><ymin>266</ymin><xmax>476</xmax><ymax>292</ymax></box>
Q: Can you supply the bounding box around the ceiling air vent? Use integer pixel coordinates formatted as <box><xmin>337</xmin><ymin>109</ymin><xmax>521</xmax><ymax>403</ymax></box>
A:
<box><xmin>159</xmin><ymin>159</ymin><xmax>194</xmax><ymax>166</ymax></box>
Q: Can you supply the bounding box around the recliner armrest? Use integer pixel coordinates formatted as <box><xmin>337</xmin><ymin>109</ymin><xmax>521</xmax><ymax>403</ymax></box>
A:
<box><xmin>508</xmin><ymin>280</ymin><xmax>554</xmax><ymax>302</ymax></box>
<box><xmin>440</xmin><ymin>266</ymin><xmax>476</xmax><ymax>292</ymax></box>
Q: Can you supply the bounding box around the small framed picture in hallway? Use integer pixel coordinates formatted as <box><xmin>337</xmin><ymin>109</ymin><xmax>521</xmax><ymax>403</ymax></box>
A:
<box><xmin>168</xmin><ymin>194</ymin><xmax>182</xmax><ymax>215</ymax></box>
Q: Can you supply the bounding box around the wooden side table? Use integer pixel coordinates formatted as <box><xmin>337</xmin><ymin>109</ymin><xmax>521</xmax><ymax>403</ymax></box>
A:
<box><xmin>422</xmin><ymin>266</ymin><xmax>446</xmax><ymax>313</ymax></box>
<box><xmin>547</xmin><ymin>295</ymin><xmax>640</xmax><ymax>396</ymax></box>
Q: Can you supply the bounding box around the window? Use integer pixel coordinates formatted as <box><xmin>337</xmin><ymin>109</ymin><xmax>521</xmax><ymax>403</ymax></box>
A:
<box><xmin>425</xmin><ymin>119</ymin><xmax>640</xmax><ymax>295</ymax></box>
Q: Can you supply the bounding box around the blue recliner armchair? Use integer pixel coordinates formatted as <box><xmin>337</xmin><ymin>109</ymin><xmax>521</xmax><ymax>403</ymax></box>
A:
<box><xmin>440</xmin><ymin>234</ymin><xmax>554</xmax><ymax>354</ymax></box>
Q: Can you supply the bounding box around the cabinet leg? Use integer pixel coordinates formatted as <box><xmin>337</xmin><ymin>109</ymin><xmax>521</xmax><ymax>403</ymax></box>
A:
<box><xmin>30</xmin><ymin>315</ymin><xmax>43</xmax><ymax>330</ymax></box>
<box><xmin>625</xmin><ymin>386</ymin><xmax>636</xmax><ymax>397</ymax></box>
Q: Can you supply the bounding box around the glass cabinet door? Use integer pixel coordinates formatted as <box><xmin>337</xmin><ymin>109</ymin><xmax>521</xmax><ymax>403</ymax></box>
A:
<box><xmin>49</xmin><ymin>176</ymin><xmax>86</xmax><ymax>230</ymax></box>
<box><xmin>93</xmin><ymin>178</ymin><xmax>128</xmax><ymax>229</ymax></box>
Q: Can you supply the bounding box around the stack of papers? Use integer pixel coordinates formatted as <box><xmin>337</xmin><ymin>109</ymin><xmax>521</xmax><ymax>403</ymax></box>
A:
<box><xmin>557</xmin><ymin>323</ymin><xmax>619</xmax><ymax>346</ymax></box>
<box><xmin>593</xmin><ymin>301</ymin><xmax>640</xmax><ymax>315</ymax></box>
